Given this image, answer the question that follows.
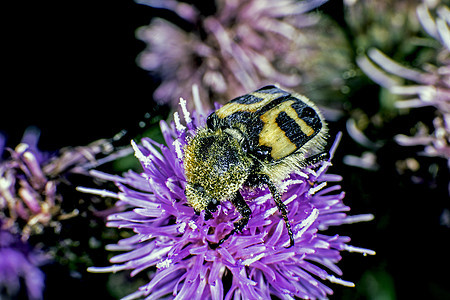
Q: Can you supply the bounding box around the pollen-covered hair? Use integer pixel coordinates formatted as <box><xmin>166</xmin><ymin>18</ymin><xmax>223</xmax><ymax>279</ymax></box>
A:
<box><xmin>183</xmin><ymin>128</ymin><xmax>251</xmax><ymax>211</ymax></box>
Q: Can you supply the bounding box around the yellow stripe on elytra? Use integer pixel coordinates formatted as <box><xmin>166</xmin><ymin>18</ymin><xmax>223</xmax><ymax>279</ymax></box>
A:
<box><xmin>215</xmin><ymin>92</ymin><xmax>285</xmax><ymax>119</ymax></box>
<box><xmin>259</xmin><ymin>100</ymin><xmax>315</xmax><ymax>160</ymax></box>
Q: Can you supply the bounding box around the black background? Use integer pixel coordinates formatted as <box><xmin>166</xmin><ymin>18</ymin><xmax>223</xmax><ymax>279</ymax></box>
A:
<box><xmin>3</xmin><ymin>1</ymin><xmax>159</xmax><ymax>150</ymax></box>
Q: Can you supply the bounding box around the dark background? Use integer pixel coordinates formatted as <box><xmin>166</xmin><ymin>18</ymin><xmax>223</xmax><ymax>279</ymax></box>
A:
<box><xmin>3</xmin><ymin>1</ymin><xmax>159</xmax><ymax>150</ymax></box>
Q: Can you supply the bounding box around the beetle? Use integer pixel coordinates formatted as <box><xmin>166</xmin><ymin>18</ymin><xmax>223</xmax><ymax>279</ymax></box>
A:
<box><xmin>183</xmin><ymin>85</ymin><xmax>328</xmax><ymax>248</ymax></box>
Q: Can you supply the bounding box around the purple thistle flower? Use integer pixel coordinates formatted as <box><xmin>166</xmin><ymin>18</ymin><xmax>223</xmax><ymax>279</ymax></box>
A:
<box><xmin>0</xmin><ymin>127</ymin><xmax>131</xmax><ymax>298</ymax></box>
<box><xmin>81</xmin><ymin>92</ymin><xmax>374</xmax><ymax>299</ymax></box>
<box><xmin>0</xmin><ymin>127</ymin><xmax>130</xmax><ymax>240</ymax></box>
<box><xmin>136</xmin><ymin>0</ymin><xmax>329</xmax><ymax>110</ymax></box>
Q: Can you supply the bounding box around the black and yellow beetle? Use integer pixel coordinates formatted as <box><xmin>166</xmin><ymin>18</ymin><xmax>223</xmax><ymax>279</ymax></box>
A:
<box><xmin>183</xmin><ymin>85</ymin><xmax>328</xmax><ymax>248</ymax></box>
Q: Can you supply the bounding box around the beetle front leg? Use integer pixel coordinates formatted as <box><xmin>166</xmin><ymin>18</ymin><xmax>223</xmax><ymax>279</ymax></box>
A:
<box><xmin>204</xmin><ymin>199</ymin><xmax>219</xmax><ymax>220</ymax></box>
<box><xmin>229</xmin><ymin>192</ymin><xmax>252</xmax><ymax>233</ymax></box>
<box><xmin>210</xmin><ymin>192</ymin><xmax>251</xmax><ymax>249</ymax></box>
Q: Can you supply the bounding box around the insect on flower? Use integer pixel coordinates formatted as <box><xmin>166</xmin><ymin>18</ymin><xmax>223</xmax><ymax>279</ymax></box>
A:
<box><xmin>184</xmin><ymin>85</ymin><xmax>328</xmax><ymax>248</ymax></box>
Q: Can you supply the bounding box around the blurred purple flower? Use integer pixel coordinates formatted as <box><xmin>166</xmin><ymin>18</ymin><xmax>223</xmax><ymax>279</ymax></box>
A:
<box><xmin>136</xmin><ymin>0</ymin><xmax>329</xmax><ymax>110</ymax></box>
<box><xmin>0</xmin><ymin>226</ymin><xmax>46</xmax><ymax>300</ymax></box>
<box><xmin>0</xmin><ymin>127</ymin><xmax>131</xmax><ymax>297</ymax></box>
<box><xmin>82</xmin><ymin>93</ymin><xmax>374</xmax><ymax>299</ymax></box>
<box><xmin>0</xmin><ymin>127</ymin><xmax>130</xmax><ymax>240</ymax></box>
<box><xmin>357</xmin><ymin>3</ymin><xmax>449</xmax><ymax>174</ymax></box>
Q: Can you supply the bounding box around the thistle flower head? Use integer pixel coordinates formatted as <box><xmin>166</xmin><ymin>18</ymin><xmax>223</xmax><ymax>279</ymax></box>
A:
<box><xmin>0</xmin><ymin>127</ymin><xmax>124</xmax><ymax>240</ymax></box>
<box><xmin>0</xmin><ymin>127</ymin><xmax>134</xmax><ymax>298</ymax></box>
<box><xmin>0</xmin><ymin>128</ymin><xmax>60</xmax><ymax>240</ymax></box>
<box><xmin>83</xmin><ymin>91</ymin><xmax>374</xmax><ymax>299</ymax></box>
<box><xmin>136</xmin><ymin>0</ymin><xmax>331</xmax><ymax>110</ymax></box>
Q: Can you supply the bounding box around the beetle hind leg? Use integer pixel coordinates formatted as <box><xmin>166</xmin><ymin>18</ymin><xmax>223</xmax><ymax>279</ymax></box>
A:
<box><xmin>299</xmin><ymin>151</ymin><xmax>329</xmax><ymax>168</ymax></box>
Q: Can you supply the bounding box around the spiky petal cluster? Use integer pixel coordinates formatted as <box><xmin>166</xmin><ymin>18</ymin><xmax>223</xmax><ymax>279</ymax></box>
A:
<box><xmin>136</xmin><ymin>0</ymin><xmax>328</xmax><ymax>109</ymax></box>
<box><xmin>83</xmin><ymin>95</ymin><xmax>374</xmax><ymax>299</ymax></box>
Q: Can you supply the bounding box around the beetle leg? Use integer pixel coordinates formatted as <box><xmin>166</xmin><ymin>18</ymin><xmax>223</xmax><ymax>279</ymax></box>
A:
<box><xmin>296</xmin><ymin>151</ymin><xmax>329</xmax><ymax>169</ymax></box>
<box><xmin>230</xmin><ymin>192</ymin><xmax>252</xmax><ymax>233</ymax></box>
<box><xmin>245</xmin><ymin>173</ymin><xmax>295</xmax><ymax>248</ymax></box>
<box><xmin>265</xmin><ymin>180</ymin><xmax>295</xmax><ymax>248</ymax></box>
<box><xmin>204</xmin><ymin>199</ymin><xmax>219</xmax><ymax>220</ymax></box>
